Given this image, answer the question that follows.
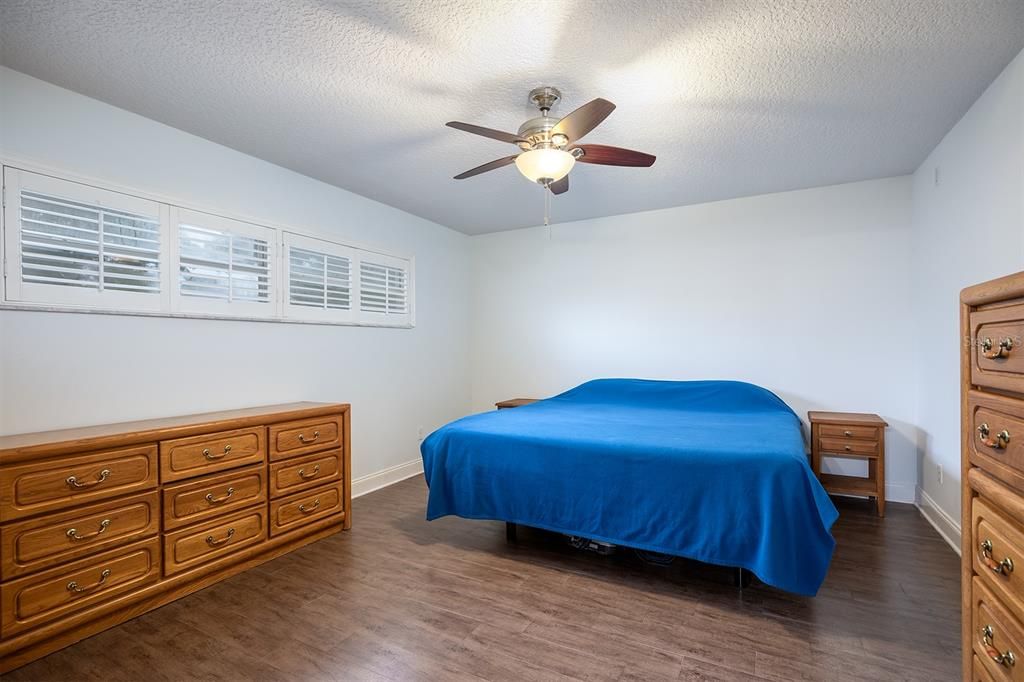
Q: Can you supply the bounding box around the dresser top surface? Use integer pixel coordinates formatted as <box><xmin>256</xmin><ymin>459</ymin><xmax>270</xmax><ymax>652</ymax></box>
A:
<box><xmin>0</xmin><ymin>402</ymin><xmax>348</xmax><ymax>464</ymax></box>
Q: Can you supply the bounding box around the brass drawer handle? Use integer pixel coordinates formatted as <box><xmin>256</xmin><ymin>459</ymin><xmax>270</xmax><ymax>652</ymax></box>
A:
<box><xmin>298</xmin><ymin>430</ymin><xmax>320</xmax><ymax>444</ymax></box>
<box><xmin>981</xmin><ymin>539</ymin><xmax>1014</xmax><ymax>575</ymax></box>
<box><xmin>67</xmin><ymin>568</ymin><xmax>111</xmax><ymax>594</ymax></box>
<box><xmin>205</xmin><ymin>487</ymin><xmax>235</xmax><ymax>505</ymax></box>
<box><xmin>203</xmin><ymin>444</ymin><xmax>232</xmax><ymax>461</ymax></box>
<box><xmin>844</xmin><ymin>445</ymin><xmax>852</xmax><ymax>452</ymax></box>
<box><xmin>843</xmin><ymin>430</ymin><xmax>853</xmax><ymax>437</ymax></box>
<box><xmin>66</xmin><ymin>519</ymin><xmax>111</xmax><ymax>542</ymax></box>
<box><xmin>299</xmin><ymin>499</ymin><xmax>321</xmax><ymax>514</ymax></box>
<box><xmin>982</xmin><ymin>624</ymin><xmax>1016</xmax><ymax>667</ymax></box>
<box><xmin>66</xmin><ymin>469</ymin><xmax>111</xmax><ymax>489</ymax></box>
<box><xmin>981</xmin><ymin>337</ymin><xmax>1014</xmax><ymax>359</ymax></box>
<box><xmin>206</xmin><ymin>528</ymin><xmax>236</xmax><ymax>546</ymax></box>
<box><xmin>978</xmin><ymin>423</ymin><xmax>1011</xmax><ymax>449</ymax></box>
<box><xmin>298</xmin><ymin>464</ymin><xmax>320</xmax><ymax>480</ymax></box>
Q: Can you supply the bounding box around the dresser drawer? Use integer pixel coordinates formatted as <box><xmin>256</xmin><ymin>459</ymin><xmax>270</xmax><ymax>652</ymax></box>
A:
<box><xmin>973</xmin><ymin>577</ymin><xmax>1024</xmax><ymax>681</ymax></box>
<box><xmin>818</xmin><ymin>437</ymin><xmax>879</xmax><ymax>456</ymax></box>
<box><xmin>269</xmin><ymin>449</ymin><xmax>342</xmax><ymax>499</ymax></box>
<box><xmin>269</xmin><ymin>415</ymin><xmax>342</xmax><ymax>461</ymax></box>
<box><xmin>162</xmin><ymin>465</ymin><xmax>267</xmax><ymax>531</ymax></box>
<box><xmin>162</xmin><ymin>506</ymin><xmax>268</xmax><ymax>576</ymax></box>
<box><xmin>0</xmin><ymin>491</ymin><xmax>159</xmax><ymax>580</ymax></box>
<box><xmin>973</xmin><ymin>497</ymin><xmax>1024</xmax><ymax>625</ymax></box>
<box><xmin>269</xmin><ymin>482</ymin><xmax>343</xmax><ymax>537</ymax></box>
<box><xmin>969</xmin><ymin>391</ymin><xmax>1024</xmax><ymax>490</ymax></box>
<box><xmin>0</xmin><ymin>537</ymin><xmax>160</xmax><ymax>638</ymax></box>
<box><xmin>977</xmin><ymin>654</ymin><xmax>999</xmax><ymax>682</ymax></box>
<box><xmin>818</xmin><ymin>424</ymin><xmax>878</xmax><ymax>440</ymax></box>
<box><xmin>971</xmin><ymin>304</ymin><xmax>1024</xmax><ymax>394</ymax></box>
<box><xmin>0</xmin><ymin>445</ymin><xmax>158</xmax><ymax>522</ymax></box>
<box><xmin>159</xmin><ymin>427</ymin><xmax>266</xmax><ymax>482</ymax></box>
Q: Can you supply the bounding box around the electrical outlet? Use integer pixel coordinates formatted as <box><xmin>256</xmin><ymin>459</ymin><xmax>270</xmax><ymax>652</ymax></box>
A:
<box><xmin>934</xmin><ymin>166</ymin><xmax>940</xmax><ymax>186</ymax></box>
<box><xmin>937</xmin><ymin>464</ymin><xmax>943</xmax><ymax>485</ymax></box>
<box><xmin>417</xmin><ymin>426</ymin><xmax>424</xmax><ymax>441</ymax></box>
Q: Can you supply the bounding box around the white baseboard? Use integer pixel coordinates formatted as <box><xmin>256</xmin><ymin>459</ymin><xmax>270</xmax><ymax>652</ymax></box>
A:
<box><xmin>352</xmin><ymin>458</ymin><xmax>423</xmax><ymax>499</ymax></box>
<box><xmin>916</xmin><ymin>486</ymin><xmax>961</xmax><ymax>556</ymax></box>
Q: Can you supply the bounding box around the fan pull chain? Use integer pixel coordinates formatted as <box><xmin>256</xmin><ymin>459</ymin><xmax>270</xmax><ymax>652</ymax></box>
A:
<box><xmin>543</xmin><ymin>184</ymin><xmax>551</xmax><ymax>227</ymax></box>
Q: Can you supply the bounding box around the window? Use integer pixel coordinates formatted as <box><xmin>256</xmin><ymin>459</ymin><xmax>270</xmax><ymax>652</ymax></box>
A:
<box><xmin>357</xmin><ymin>253</ymin><xmax>411</xmax><ymax>326</ymax></box>
<box><xmin>3</xmin><ymin>169</ymin><xmax>168</xmax><ymax>310</ymax></box>
<box><xmin>172</xmin><ymin>208</ymin><xmax>275</xmax><ymax>317</ymax></box>
<box><xmin>283</xmin><ymin>232</ymin><xmax>354</xmax><ymax>323</ymax></box>
<box><xmin>2</xmin><ymin>164</ymin><xmax>414</xmax><ymax>327</ymax></box>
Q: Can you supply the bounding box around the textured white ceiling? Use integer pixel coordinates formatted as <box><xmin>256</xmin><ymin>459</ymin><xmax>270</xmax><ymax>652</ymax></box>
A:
<box><xmin>2</xmin><ymin>1</ymin><xmax>1023</xmax><ymax>235</ymax></box>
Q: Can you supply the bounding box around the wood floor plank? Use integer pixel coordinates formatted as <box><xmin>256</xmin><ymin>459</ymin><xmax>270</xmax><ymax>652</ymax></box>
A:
<box><xmin>3</xmin><ymin>478</ymin><xmax>960</xmax><ymax>681</ymax></box>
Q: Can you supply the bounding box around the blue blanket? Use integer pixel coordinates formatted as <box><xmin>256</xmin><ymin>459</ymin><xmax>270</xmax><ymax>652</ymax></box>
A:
<box><xmin>421</xmin><ymin>379</ymin><xmax>838</xmax><ymax>595</ymax></box>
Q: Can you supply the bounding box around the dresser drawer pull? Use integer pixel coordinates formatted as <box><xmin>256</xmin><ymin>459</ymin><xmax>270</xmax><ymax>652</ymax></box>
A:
<box><xmin>67</xmin><ymin>568</ymin><xmax>111</xmax><ymax>594</ymax></box>
<box><xmin>299</xmin><ymin>499</ymin><xmax>321</xmax><ymax>514</ymax></box>
<box><xmin>981</xmin><ymin>337</ymin><xmax>1014</xmax><ymax>359</ymax></box>
<box><xmin>978</xmin><ymin>423</ymin><xmax>1011</xmax><ymax>449</ymax></box>
<box><xmin>298</xmin><ymin>430</ymin><xmax>320</xmax><ymax>444</ymax></box>
<box><xmin>298</xmin><ymin>464</ymin><xmax>320</xmax><ymax>480</ymax></box>
<box><xmin>205</xmin><ymin>528</ymin><xmax>236</xmax><ymax>546</ymax></box>
<box><xmin>982</xmin><ymin>625</ymin><xmax>1016</xmax><ymax>667</ymax></box>
<box><xmin>202</xmin><ymin>444</ymin><xmax>232</xmax><ymax>461</ymax></box>
<box><xmin>843</xmin><ymin>430</ymin><xmax>853</xmax><ymax>437</ymax></box>
<box><xmin>66</xmin><ymin>468</ymin><xmax>111</xmax><ymax>489</ymax></box>
<box><xmin>981</xmin><ymin>539</ymin><xmax>1014</xmax><ymax>575</ymax></box>
<box><xmin>205</xmin><ymin>487</ymin><xmax>235</xmax><ymax>505</ymax></box>
<box><xmin>66</xmin><ymin>518</ymin><xmax>112</xmax><ymax>541</ymax></box>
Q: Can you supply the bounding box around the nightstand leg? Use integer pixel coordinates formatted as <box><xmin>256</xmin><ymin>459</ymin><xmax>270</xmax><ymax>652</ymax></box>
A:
<box><xmin>870</xmin><ymin>458</ymin><xmax>885</xmax><ymax>517</ymax></box>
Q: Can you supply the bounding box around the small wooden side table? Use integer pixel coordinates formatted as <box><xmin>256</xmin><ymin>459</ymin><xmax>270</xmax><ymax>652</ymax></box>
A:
<box><xmin>495</xmin><ymin>398</ymin><xmax>539</xmax><ymax>409</ymax></box>
<box><xmin>809</xmin><ymin>411</ymin><xmax>888</xmax><ymax>516</ymax></box>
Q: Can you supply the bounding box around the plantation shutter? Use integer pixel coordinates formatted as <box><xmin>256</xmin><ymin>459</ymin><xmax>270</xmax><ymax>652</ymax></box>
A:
<box><xmin>283</xmin><ymin>233</ymin><xmax>354</xmax><ymax>322</ymax></box>
<box><xmin>173</xmin><ymin>208</ymin><xmax>274</xmax><ymax>317</ymax></box>
<box><xmin>357</xmin><ymin>253</ymin><xmax>411</xmax><ymax>325</ymax></box>
<box><xmin>3</xmin><ymin>169</ymin><xmax>167</xmax><ymax>310</ymax></box>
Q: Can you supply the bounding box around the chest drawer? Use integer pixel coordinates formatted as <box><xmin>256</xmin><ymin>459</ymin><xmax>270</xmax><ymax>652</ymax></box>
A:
<box><xmin>159</xmin><ymin>427</ymin><xmax>266</xmax><ymax>482</ymax></box>
<box><xmin>162</xmin><ymin>465</ymin><xmax>267</xmax><ymax>531</ymax></box>
<box><xmin>269</xmin><ymin>449</ymin><xmax>342</xmax><ymax>499</ymax></box>
<box><xmin>163</xmin><ymin>506</ymin><xmax>268</xmax><ymax>576</ymax></box>
<box><xmin>819</xmin><ymin>424</ymin><xmax>879</xmax><ymax>440</ymax></box>
<box><xmin>0</xmin><ymin>445</ymin><xmax>158</xmax><ymax>522</ymax></box>
<box><xmin>969</xmin><ymin>391</ymin><xmax>1024</xmax><ymax>490</ymax></box>
<box><xmin>973</xmin><ymin>497</ymin><xmax>1024</xmax><ymax>625</ymax></box>
<box><xmin>973</xmin><ymin>577</ymin><xmax>1024</xmax><ymax>681</ymax></box>
<box><xmin>269</xmin><ymin>415</ymin><xmax>342</xmax><ymax>461</ymax></box>
<box><xmin>971</xmin><ymin>303</ymin><xmax>1024</xmax><ymax>394</ymax></box>
<box><xmin>0</xmin><ymin>537</ymin><xmax>160</xmax><ymax>638</ymax></box>
<box><xmin>0</xmin><ymin>491</ymin><xmax>159</xmax><ymax>580</ymax></box>
<box><xmin>269</xmin><ymin>482</ymin><xmax>343</xmax><ymax>537</ymax></box>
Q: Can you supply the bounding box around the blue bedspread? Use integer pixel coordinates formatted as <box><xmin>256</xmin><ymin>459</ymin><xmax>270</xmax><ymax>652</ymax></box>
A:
<box><xmin>420</xmin><ymin>379</ymin><xmax>839</xmax><ymax>595</ymax></box>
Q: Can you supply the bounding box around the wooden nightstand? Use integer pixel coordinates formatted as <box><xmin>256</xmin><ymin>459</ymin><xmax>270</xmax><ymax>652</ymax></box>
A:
<box><xmin>809</xmin><ymin>411</ymin><xmax>888</xmax><ymax>516</ymax></box>
<box><xmin>495</xmin><ymin>398</ymin><xmax>539</xmax><ymax>409</ymax></box>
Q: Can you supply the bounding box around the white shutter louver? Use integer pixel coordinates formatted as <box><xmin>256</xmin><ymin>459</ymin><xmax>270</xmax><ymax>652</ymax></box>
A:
<box><xmin>289</xmin><ymin>247</ymin><xmax>351</xmax><ymax>310</ymax></box>
<box><xmin>179</xmin><ymin>224</ymin><xmax>271</xmax><ymax>303</ymax></box>
<box><xmin>20</xmin><ymin>190</ymin><xmax>162</xmax><ymax>293</ymax></box>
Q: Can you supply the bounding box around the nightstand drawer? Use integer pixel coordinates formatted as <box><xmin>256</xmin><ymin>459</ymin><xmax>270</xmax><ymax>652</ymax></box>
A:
<box><xmin>818</xmin><ymin>437</ymin><xmax>879</xmax><ymax>456</ymax></box>
<box><xmin>819</xmin><ymin>424</ymin><xmax>878</xmax><ymax>440</ymax></box>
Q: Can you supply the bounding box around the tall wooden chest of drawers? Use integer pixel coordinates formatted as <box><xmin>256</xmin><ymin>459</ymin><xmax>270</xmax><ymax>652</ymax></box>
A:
<box><xmin>0</xmin><ymin>402</ymin><xmax>350</xmax><ymax>673</ymax></box>
<box><xmin>962</xmin><ymin>274</ymin><xmax>1024</xmax><ymax>680</ymax></box>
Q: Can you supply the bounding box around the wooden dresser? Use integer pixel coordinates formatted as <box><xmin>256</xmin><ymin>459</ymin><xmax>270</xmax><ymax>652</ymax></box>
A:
<box><xmin>0</xmin><ymin>402</ymin><xmax>350</xmax><ymax>673</ymax></box>
<box><xmin>962</xmin><ymin>273</ymin><xmax>1024</xmax><ymax>681</ymax></box>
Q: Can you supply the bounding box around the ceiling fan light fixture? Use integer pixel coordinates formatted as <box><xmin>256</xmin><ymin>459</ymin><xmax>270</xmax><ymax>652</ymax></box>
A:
<box><xmin>515</xmin><ymin>148</ymin><xmax>575</xmax><ymax>184</ymax></box>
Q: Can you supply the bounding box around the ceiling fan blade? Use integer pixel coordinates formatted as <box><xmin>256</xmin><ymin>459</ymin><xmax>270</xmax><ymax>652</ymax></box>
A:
<box><xmin>453</xmin><ymin>155</ymin><xmax>519</xmax><ymax>180</ymax></box>
<box><xmin>575</xmin><ymin>144</ymin><xmax>656</xmax><ymax>167</ymax></box>
<box><xmin>548</xmin><ymin>176</ymin><xmax>569</xmax><ymax>195</ymax></box>
<box><xmin>551</xmin><ymin>98</ymin><xmax>615</xmax><ymax>142</ymax></box>
<box><xmin>446</xmin><ymin>121</ymin><xmax>525</xmax><ymax>145</ymax></box>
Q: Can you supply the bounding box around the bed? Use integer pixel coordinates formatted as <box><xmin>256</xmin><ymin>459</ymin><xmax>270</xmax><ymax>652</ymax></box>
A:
<box><xmin>420</xmin><ymin>379</ymin><xmax>839</xmax><ymax>595</ymax></box>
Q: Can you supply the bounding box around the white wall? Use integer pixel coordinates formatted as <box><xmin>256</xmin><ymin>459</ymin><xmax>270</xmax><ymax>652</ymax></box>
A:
<box><xmin>911</xmin><ymin>49</ymin><xmax>1024</xmax><ymax>529</ymax></box>
<box><xmin>0</xmin><ymin>67</ymin><xmax>472</xmax><ymax>484</ymax></box>
<box><xmin>470</xmin><ymin>177</ymin><xmax>919</xmax><ymax>502</ymax></box>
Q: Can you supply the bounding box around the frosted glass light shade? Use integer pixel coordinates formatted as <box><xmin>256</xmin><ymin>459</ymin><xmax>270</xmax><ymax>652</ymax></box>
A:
<box><xmin>515</xmin><ymin>149</ymin><xmax>575</xmax><ymax>184</ymax></box>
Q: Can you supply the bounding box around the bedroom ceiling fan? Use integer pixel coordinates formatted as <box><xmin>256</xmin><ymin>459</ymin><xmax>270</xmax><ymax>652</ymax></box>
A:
<box><xmin>446</xmin><ymin>86</ymin><xmax>656</xmax><ymax>197</ymax></box>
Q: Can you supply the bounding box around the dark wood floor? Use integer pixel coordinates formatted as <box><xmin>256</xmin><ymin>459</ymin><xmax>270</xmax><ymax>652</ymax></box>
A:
<box><xmin>7</xmin><ymin>477</ymin><xmax>960</xmax><ymax>681</ymax></box>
